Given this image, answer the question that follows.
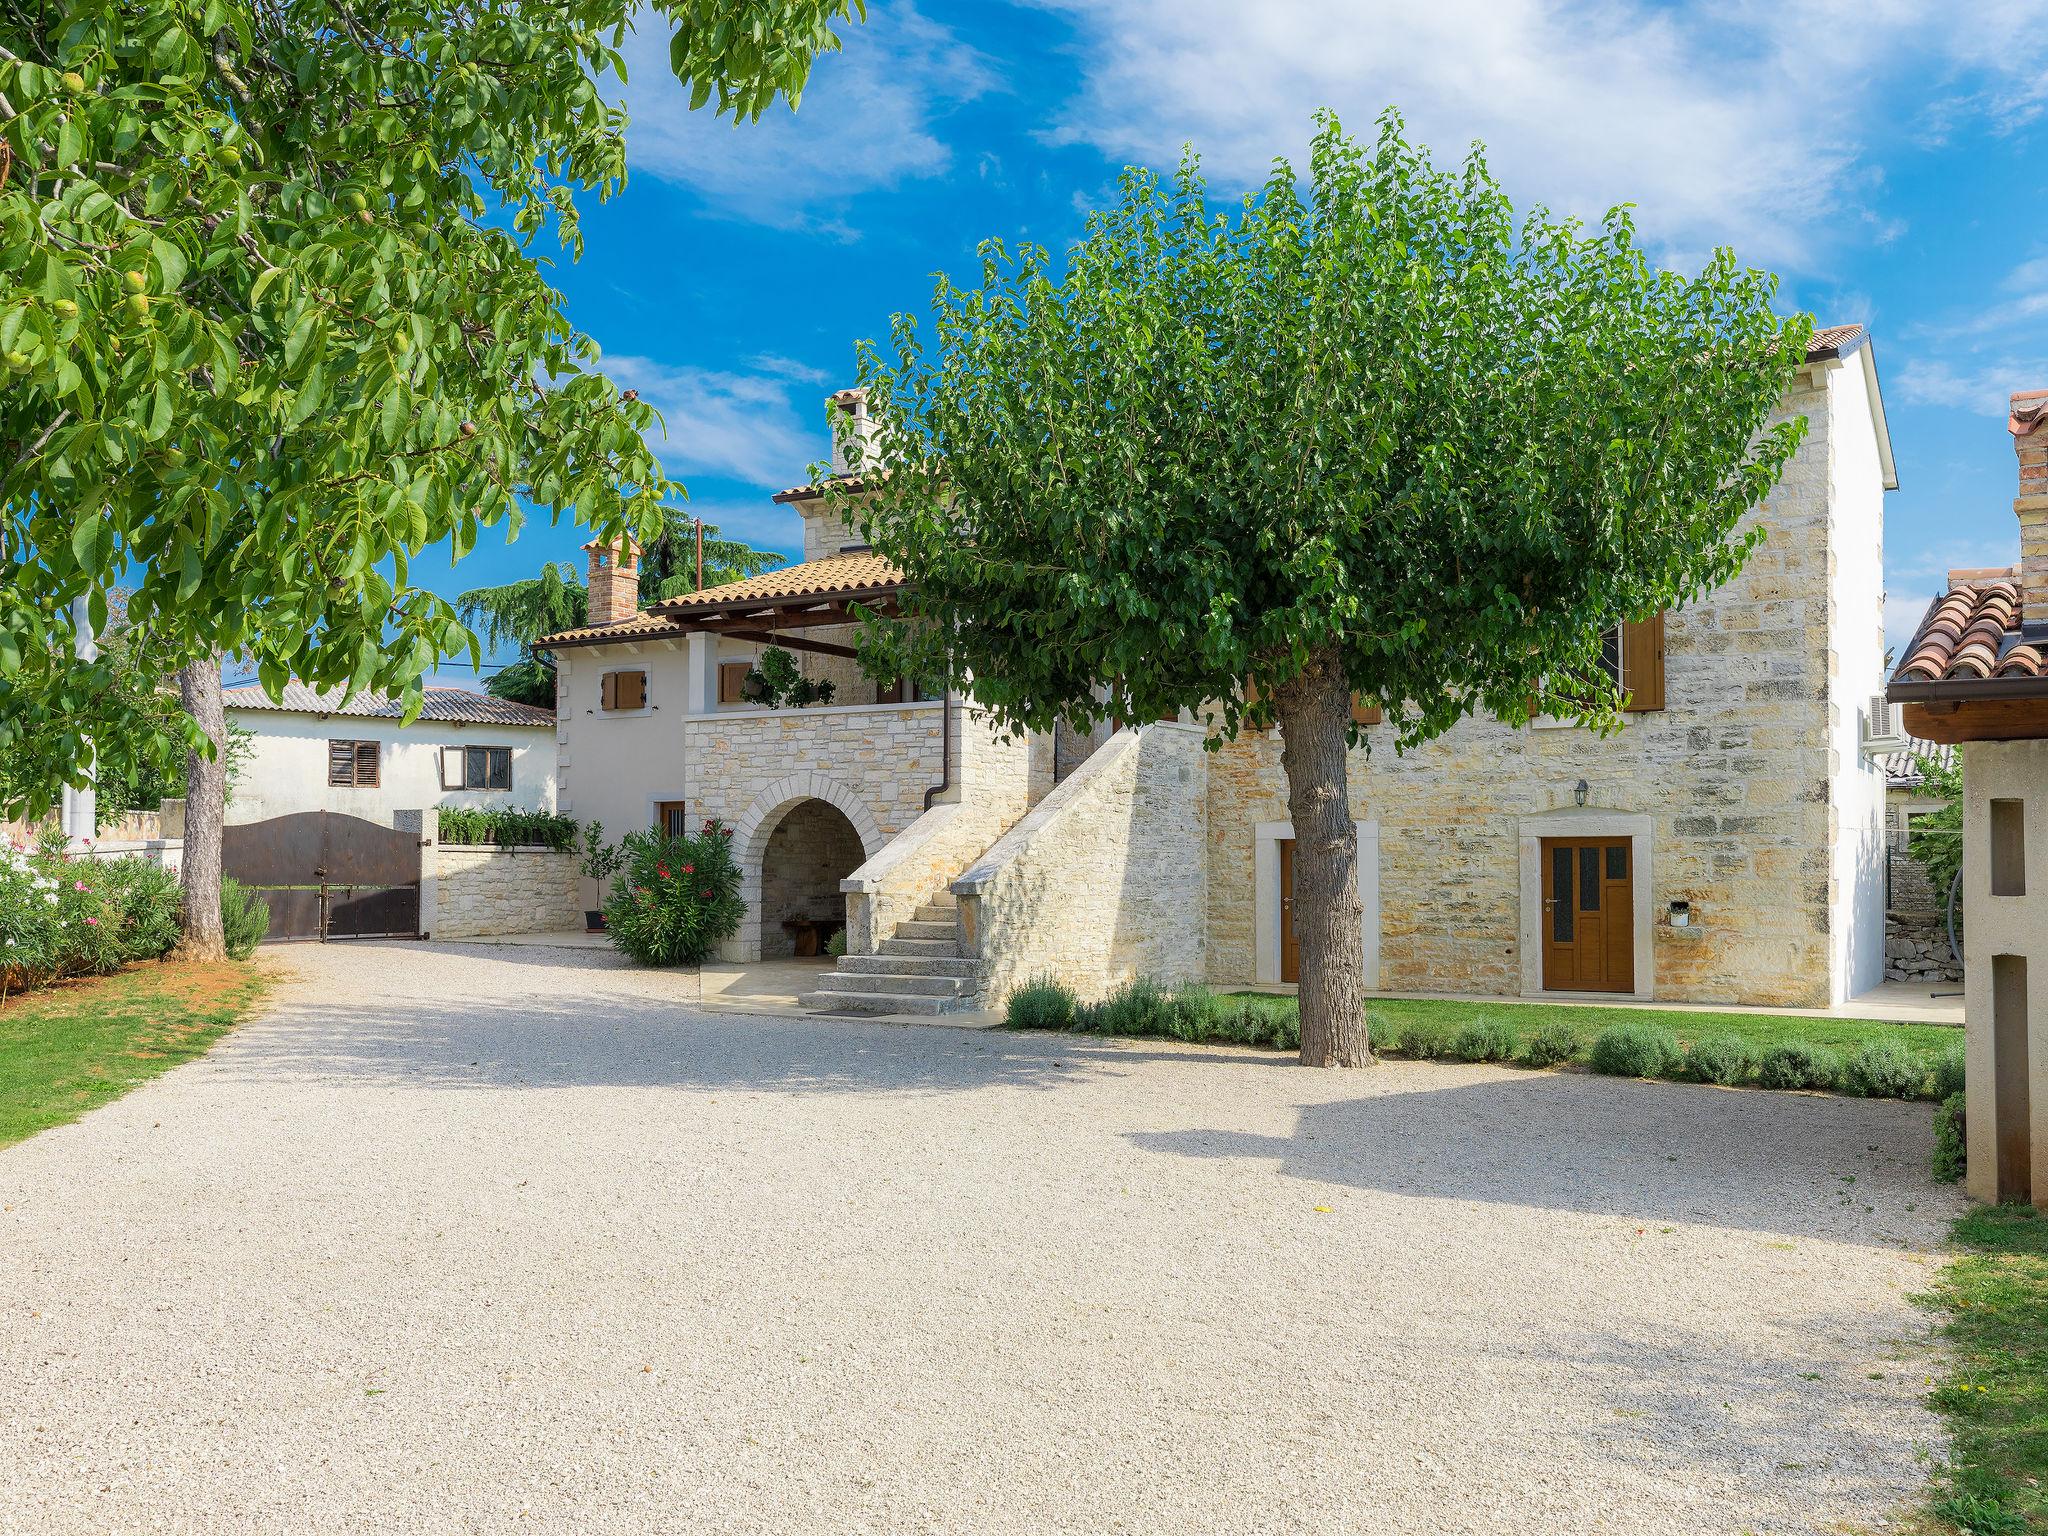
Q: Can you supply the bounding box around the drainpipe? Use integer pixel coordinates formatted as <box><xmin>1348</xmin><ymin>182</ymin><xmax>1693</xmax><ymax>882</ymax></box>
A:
<box><xmin>923</xmin><ymin>687</ymin><xmax>954</xmax><ymax>810</ymax></box>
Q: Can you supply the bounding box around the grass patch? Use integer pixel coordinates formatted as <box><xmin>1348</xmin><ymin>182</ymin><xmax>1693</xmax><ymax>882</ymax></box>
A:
<box><xmin>1915</xmin><ymin>1205</ymin><xmax>2048</xmax><ymax>1534</ymax></box>
<box><xmin>0</xmin><ymin>960</ymin><xmax>271</xmax><ymax>1148</ymax></box>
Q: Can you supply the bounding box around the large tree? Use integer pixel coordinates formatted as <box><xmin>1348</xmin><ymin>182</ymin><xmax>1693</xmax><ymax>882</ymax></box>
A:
<box><xmin>0</xmin><ymin>0</ymin><xmax>861</xmax><ymax>951</ymax></box>
<box><xmin>847</xmin><ymin>112</ymin><xmax>1810</xmax><ymax>1066</ymax></box>
<box><xmin>457</xmin><ymin>514</ymin><xmax>782</xmax><ymax>705</ymax></box>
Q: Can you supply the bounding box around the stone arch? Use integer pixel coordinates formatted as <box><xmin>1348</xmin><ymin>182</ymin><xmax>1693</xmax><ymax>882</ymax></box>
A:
<box><xmin>727</xmin><ymin>774</ymin><xmax>888</xmax><ymax>961</ymax></box>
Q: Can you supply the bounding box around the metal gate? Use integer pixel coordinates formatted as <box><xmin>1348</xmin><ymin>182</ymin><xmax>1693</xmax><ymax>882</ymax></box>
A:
<box><xmin>222</xmin><ymin>812</ymin><xmax>423</xmax><ymax>942</ymax></box>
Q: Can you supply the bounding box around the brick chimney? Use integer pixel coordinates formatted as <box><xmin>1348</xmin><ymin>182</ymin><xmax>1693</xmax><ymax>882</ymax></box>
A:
<box><xmin>2015</xmin><ymin>389</ymin><xmax>2048</xmax><ymax>627</ymax></box>
<box><xmin>581</xmin><ymin>536</ymin><xmax>641</xmax><ymax>627</ymax></box>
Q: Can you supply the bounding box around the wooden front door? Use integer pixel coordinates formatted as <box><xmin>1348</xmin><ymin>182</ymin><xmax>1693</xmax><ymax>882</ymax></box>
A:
<box><xmin>1540</xmin><ymin>837</ymin><xmax>1635</xmax><ymax>993</ymax></box>
<box><xmin>1278</xmin><ymin>837</ymin><xmax>1300</xmax><ymax>984</ymax></box>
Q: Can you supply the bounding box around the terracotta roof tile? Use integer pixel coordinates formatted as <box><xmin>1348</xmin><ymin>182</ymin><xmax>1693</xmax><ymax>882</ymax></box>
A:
<box><xmin>1803</xmin><ymin>324</ymin><xmax>1867</xmax><ymax>360</ymax></box>
<box><xmin>649</xmin><ymin>552</ymin><xmax>903</xmax><ymax>613</ymax></box>
<box><xmin>222</xmin><ymin>682</ymin><xmax>554</xmax><ymax>726</ymax></box>
<box><xmin>532</xmin><ymin>612</ymin><xmax>685</xmax><ymax>647</ymax></box>
<box><xmin>1894</xmin><ymin>573</ymin><xmax>2048</xmax><ymax>684</ymax></box>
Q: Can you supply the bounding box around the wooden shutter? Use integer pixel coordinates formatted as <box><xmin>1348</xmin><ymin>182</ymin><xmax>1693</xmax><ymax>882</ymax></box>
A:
<box><xmin>1350</xmin><ymin>694</ymin><xmax>1383</xmax><ymax>726</ymax></box>
<box><xmin>328</xmin><ymin>740</ymin><xmax>356</xmax><ymax>786</ymax></box>
<box><xmin>354</xmin><ymin>740</ymin><xmax>380</xmax><ymax>787</ymax></box>
<box><xmin>718</xmin><ymin>662</ymin><xmax>749</xmax><ymax>705</ymax></box>
<box><xmin>1621</xmin><ymin>613</ymin><xmax>1666</xmax><ymax>713</ymax></box>
<box><xmin>623</xmin><ymin>671</ymin><xmax>648</xmax><ymax>710</ymax></box>
<box><xmin>600</xmin><ymin>672</ymin><xmax>617</xmax><ymax>710</ymax></box>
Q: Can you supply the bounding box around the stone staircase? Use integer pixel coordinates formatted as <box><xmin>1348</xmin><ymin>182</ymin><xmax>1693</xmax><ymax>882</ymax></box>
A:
<box><xmin>802</xmin><ymin>892</ymin><xmax>982</xmax><ymax>1016</ymax></box>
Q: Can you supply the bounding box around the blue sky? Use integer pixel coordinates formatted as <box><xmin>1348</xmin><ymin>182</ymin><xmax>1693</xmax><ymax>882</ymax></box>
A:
<box><xmin>430</xmin><ymin>0</ymin><xmax>2048</xmax><ymax>682</ymax></box>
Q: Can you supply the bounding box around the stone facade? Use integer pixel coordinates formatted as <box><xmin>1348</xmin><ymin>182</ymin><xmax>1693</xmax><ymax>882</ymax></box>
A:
<box><xmin>956</xmin><ymin>725</ymin><xmax>1209</xmax><ymax>1006</ymax></box>
<box><xmin>758</xmin><ymin>800</ymin><xmax>866</xmax><ymax>956</ymax></box>
<box><xmin>433</xmin><ymin>845</ymin><xmax>582</xmax><ymax>938</ymax></box>
<box><xmin>681</xmin><ymin>705</ymin><xmax>944</xmax><ymax>838</ymax></box>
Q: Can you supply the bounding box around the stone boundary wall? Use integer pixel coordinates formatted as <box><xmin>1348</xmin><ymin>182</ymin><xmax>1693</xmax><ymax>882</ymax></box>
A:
<box><xmin>955</xmin><ymin>725</ymin><xmax>1208</xmax><ymax>1008</ymax></box>
<box><xmin>433</xmin><ymin>844</ymin><xmax>582</xmax><ymax>938</ymax></box>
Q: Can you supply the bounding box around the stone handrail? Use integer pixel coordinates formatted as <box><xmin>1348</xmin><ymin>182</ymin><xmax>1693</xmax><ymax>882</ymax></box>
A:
<box><xmin>840</xmin><ymin>799</ymin><xmax>997</xmax><ymax>954</ymax></box>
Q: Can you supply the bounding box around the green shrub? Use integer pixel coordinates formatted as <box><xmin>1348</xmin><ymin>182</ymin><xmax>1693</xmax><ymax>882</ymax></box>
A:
<box><xmin>1932</xmin><ymin>1092</ymin><xmax>1967</xmax><ymax>1183</ymax></box>
<box><xmin>1588</xmin><ymin>1023</ymin><xmax>1682</xmax><ymax>1079</ymax></box>
<box><xmin>1685</xmin><ymin>1033</ymin><xmax>1757</xmax><ymax>1087</ymax></box>
<box><xmin>1256</xmin><ymin>1002</ymin><xmax>1302</xmax><ymax>1052</ymax></box>
<box><xmin>437</xmin><ymin>806</ymin><xmax>578</xmax><ymax>850</ymax></box>
<box><xmin>1007</xmin><ymin>977</ymin><xmax>1077</xmax><ymax>1032</ymax></box>
<box><xmin>1932</xmin><ymin>1044</ymin><xmax>1966</xmax><ymax>1102</ymax></box>
<box><xmin>1520</xmin><ymin>1018</ymin><xmax>1583</xmax><ymax>1068</ymax></box>
<box><xmin>1095</xmin><ymin>976</ymin><xmax>1175</xmax><ymax>1037</ymax></box>
<box><xmin>221</xmin><ymin>878</ymin><xmax>271</xmax><ymax>960</ymax></box>
<box><xmin>1842</xmin><ymin>1038</ymin><xmax>1924</xmax><ymax>1100</ymax></box>
<box><xmin>1756</xmin><ymin>1040</ymin><xmax>1841</xmax><ymax>1092</ymax></box>
<box><xmin>604</xmin><ymin>820</ymin><xmax>746</xmax><ymax>967</ymax></box>
<box><xmin>1451</xmin><ymin>1016</ymin><xmax>1518</xmax><ymax>1063</ymax></box>
<box><xmin>106</xmin><ymin>858</ymin><xmax>183</xmax><ymax>963</ymax></box>
<box><xmin>1392</xmin><ymin>1015</ymin><xmax>1460</xmax><ymax>1060</ymax></box>
<box><xmin>825</xmin><ymin>927</ymin><xmax>847</xmax><ymax>959</ymax></box>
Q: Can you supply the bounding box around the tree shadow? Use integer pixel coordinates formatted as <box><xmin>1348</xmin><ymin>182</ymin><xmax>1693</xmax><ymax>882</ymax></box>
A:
<box><xmin>1127</xmin><ymin>1068</ymin><xmax>1959</xmax><ymax>1246</ymax></box>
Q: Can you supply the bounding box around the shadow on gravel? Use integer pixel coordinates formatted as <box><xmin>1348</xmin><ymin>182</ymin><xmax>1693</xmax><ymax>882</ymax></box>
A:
<box><xmin>1127</xmin><ymin>1070</ymin><xmax>1950</xmax><ymax>1246</ymax></box>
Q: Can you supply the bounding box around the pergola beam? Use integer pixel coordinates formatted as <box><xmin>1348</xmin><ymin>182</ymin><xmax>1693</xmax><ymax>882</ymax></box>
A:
<box><xmin>717</xmin><ymin>628</ymin><xmax>860</xmax><ymax>659</ymax></box>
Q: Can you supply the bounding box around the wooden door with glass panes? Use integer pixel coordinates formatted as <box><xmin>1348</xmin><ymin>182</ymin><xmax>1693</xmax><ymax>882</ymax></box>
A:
<box><xmin>1540</xmin><ymin>837</ymin><xmax>1634</xmax><ymax>992</ymax></box>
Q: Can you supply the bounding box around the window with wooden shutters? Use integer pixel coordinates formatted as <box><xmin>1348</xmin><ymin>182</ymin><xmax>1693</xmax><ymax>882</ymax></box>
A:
<box><xmin>1350</xmin><ymin>694</ymin><xmax>1383</xmax><ymax>726</ymax></box>
<box><xmin>1619</xmin><ymin>613</ymin><xmax>1666</xmax><ymax>713</ymax></box>
<box><xmin>329</xmin><ymin>739</ymin><xmax>379</xmax><ymax>787</ymax></box>
<box><xmin>601</xmin><ymin>669</ymin><xmax>648</xmax><ymax>711</ymax></box>
<box><xmin>718</xmin><ymin>662</ymin><xmax>750</xmax><ymax>705</ymax></box>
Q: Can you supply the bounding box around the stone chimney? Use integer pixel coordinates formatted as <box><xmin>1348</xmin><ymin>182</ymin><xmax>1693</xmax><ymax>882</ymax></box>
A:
<box><xmin>581</xmin><ymin>536</ymin><xmax>641</xmax><ymax>627</ymax></box>
<box><xmin>2015</xmin><ymin>389</ymin><xmax>2048</xmax><ymax>627</ymax></box>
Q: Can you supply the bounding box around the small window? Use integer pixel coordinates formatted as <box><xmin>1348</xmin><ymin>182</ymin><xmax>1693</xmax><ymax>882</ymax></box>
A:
<box><xmin>1991</xmin><ymin>799</ymin><xmax>2027</xmax><ymax>897</ymax></box>
<box><xmin>601</xmin><ymin>669</ymin><xmax>648</xmax><ymax>711</ymax></box>
<box><xmin>655</xmin><ymin>800</ymin><xmax>689</xmax><ymax>836</ymax></box>
<box><xmin>328</xmin><ymin>739</ymin><xmax>380</xmax><ymax>788</ymax></box>
<box><xmin>718</xmin><ymin>661</ymin><xmax>751</xmax><ymax>705</ymax></box>
<box><xmin>441</xmin><ymin>745</ymin><xmax>512</xmax><ymax>791</ymax></box>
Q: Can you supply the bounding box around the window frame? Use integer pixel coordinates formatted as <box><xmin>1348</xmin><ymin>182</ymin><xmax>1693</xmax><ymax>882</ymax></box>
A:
<box><xmin>440</xmin><ymin>744</ymin><xmax>513</xmax><ymax>791</ymax></box>
<box><xmin>599</xmin><ymin>668</ymin><xmax>651</xmax><ymax>714</ymax></box>
<box><xmin>328</xmin><ymin>738</ymin><xmax>381</xmax><ymax>788</ymax></box>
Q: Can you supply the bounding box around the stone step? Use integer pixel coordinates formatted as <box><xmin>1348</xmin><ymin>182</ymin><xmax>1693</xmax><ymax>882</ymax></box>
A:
<box><xmin>836</xmin><ymin>953</ymin><xmax>981</xmax><ymax>979</ymax></box>
<box><xmin>879</xmin><ymin>936</ymin><xmax>961</xmax><ymax>958</ymax></box>
<box><xmin>802</xmin><ymin>987</ymin><xmax>977</xmax><ymax>1016</ymax></box>
<box><xmin>911</xmin><ymin>904</ymin><xmax>957</xmax><ymax>925</ymax></box>
<box><xmin>921</xmin><ymin>890</ymin><xmax>958</xmax><ymax>908</ymax></box>
<box><xmin>823</xmin><ymin>971</ymin><xmax>971</xmax><ymax>998</ymax></box>
<box><xmin>895</xmin><ymin>919</ymin><xmax>957</xmax><ymax>942</ymax></box>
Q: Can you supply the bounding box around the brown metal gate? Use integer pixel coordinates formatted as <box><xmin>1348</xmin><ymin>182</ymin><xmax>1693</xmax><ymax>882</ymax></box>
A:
<box><xmin>222</xmin><ymin>812</ymin><xmax>423</xmax><ymax>942</ymax></box>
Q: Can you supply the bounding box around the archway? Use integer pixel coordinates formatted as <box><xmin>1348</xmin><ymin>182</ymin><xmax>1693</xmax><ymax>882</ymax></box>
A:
<box><xmin>755</xmin><ymin>798</ymin><xmax>868</xmax><ymax>959</ymax></box>
<box><xmin>729</xmin><ymin>774</ymin><xmax>888</xmax><ymax>961</ymax></box>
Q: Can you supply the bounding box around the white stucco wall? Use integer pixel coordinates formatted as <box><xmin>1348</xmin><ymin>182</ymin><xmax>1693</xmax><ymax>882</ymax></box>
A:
<box><xmin>1825</xmin><ymin>351</ymin><xmax>1893</xmax><ymax>1001</ymax></box>
<box><xmin>224</xmin><ymin>711</ymin><xmax>557</xmax><ymax>826</ymax></box>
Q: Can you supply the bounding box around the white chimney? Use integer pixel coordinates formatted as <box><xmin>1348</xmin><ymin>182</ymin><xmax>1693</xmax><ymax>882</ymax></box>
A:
<box><xmin>827</xmin><ymin>388</ymin><xmax>877</xmax><ymax>477</ymax></box>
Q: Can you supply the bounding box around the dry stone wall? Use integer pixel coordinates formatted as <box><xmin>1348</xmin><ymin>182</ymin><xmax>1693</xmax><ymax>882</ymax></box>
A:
<box><xmin>433</xmin><ymin>845</ymin><xmax>581</xmax><ymax>938</ymax></box>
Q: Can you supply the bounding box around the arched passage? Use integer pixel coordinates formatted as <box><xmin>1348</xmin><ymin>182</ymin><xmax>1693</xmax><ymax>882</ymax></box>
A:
<box><xmin>730</xmin><ymin>774</ymin><xmax>887</xmax><ymax>961</ymax></box>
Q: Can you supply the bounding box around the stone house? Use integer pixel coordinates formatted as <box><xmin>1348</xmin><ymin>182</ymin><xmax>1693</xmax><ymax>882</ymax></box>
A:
<box><xmin>1888</xmin><ymin>387</ymin><xmax>2048</xmax><ymax>1209</ymax></box>
<box><xmin>544</xmin><ymin>329</ymin><xmax>1898</xmax><ymax>1013</ymax></box>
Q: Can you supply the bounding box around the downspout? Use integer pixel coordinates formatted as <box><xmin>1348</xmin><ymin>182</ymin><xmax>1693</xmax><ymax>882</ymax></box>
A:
<box><xmin>923</xmin><ymin>687</ymin><xmax>954</xmax><ymax>809</ymax></box>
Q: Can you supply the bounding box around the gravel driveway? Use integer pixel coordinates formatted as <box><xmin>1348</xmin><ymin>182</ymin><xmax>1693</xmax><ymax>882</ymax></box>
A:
<box><xmin>0</xmin><ymin>942</ymin><xmax>1960</xmax><ymax>1535</ymax></box>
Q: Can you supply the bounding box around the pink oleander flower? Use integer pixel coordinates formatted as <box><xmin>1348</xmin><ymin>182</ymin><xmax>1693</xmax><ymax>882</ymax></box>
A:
<box><xmin>83</xmin><ymin>916</ymin><xmax>98</xmax><ymax>926</ymax></box>
<box><xmin>73</xmin><ymin>880</ymin><xmax>87</xmax><ymax>891</ymax></box>
<box><xmin>680</xmin><ymin>864</ymin><xmax>694</xmax><ymax>875</ymax></box>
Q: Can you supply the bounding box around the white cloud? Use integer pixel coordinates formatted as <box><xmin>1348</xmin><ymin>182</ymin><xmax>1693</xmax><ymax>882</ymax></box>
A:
<box><xmin>1892</xmin><ymin>356</ymin><xmax>2042</xmax><ymax>415</ymax></box>
<box><xmin>1021</xmin><ymin>0</ymin><xmax>2048</xmax><ymax>270</ymax></box>
<box><xmin>613</xmin><ymin>3</ymin><xmax>993</xmax><ymax>233</ymax></box>
<box><xmin>599</xmin><ymin>355</ymin><xmax>824</xmax><ymax>484</ymax></box>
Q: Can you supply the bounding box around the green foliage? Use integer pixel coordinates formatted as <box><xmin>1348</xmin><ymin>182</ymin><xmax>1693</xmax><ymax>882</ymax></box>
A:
<box><xmin>0</xmin><ymin>0</ymin><xmax>863</xmax><ymax>818</ymax></box>
<box><xmin>1007</xmin><ymin>976</ymin><xmax>1078</xmax><ymax>1032</ymax></box>
<box><xmin>1</xmin><ymin>844</ymin><xmax>184</xmax><ymax>995</ymax></box>
<box><xmin>1519</xmin><ymin>1018</ymin><xmax>1584</xmax><ymax>1068</ymax></box>
<box><xmin>1588</xmin><ymin>1023</ymin><xmax>1682</xmax><ymax>1079</ymax></box>
<box><xmin>1391</xmin><ymin>1015</ymin><xmax>1461</xmax><ymax>1060</ymax></box>
<box><xmin>1756</xmin><ymin>1041</ymin><xmax>1841</xmax><ymax>1092</ymax></box>
<box><xmin>824</xmin><ymin>926</ymin><xmax>846</xmax><ymax>959</ymax></box>
<box><xmin>1450</xmin><ymin>1016</ymin><xmax>1518</xmax><ymax>1063</ymax></box>
<box><xmin>1684</xmin><ymin>1033</ymin><xmax>1757</xmax><ymax>1086</ymax></box>
<box><xmin>1051</xmin><ymin>979</ymin><xmax>1302</xmax><ymax>1050</ymax></box>
<box><xmin>220</xmin><ymin>877</ymin><xmax>271</xmax><ymax>960</ymax></box>
<box><xmin>848</xmin><ymin>110</ymin><xmax>1809</xmax><ymax>750</ymax></box>
<box><xmin>1841</xmin><ymin>1038</ymin><xmax>1926</xmax><ymax>1099</ymax></box>
<box><xmin>1906</xmin><ymin>749</ymin><xmax>1964</xmax><ymax>906</ymax></box>
<box><xmin>578</xmin><ymin>821</ymin><xmax>625</xmax><ymax>885</ymax></box>
<box><xmin>1933</xmin><ymin>1044</ymin><xmax>1967</xmax><ymax>1102</ymax></box>
<box><xmin>436</xmin><ymin>806</ymin><xmax>577</xmax><ymax>850</ymax></box>
<box><xmin>1932</xmin><ymin>1093</ymin><xmax>1968</xmax><ymax>1184</ymax></box>
<box><xmin>603</xmin><ymin>820</ymin><xmax>744</xmax><ymax>967</ymax></box>
<box><xmin>742</xmin><ymin>646</ymin><xmax>837</xmax><ymax>708</ymax></box>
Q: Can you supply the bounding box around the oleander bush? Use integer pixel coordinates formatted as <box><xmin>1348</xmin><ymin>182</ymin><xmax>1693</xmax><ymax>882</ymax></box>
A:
<box><xmin>1</xmin><ymin>842</ymin><xmax>185</xmax><ymax>998</ymax></box>
<box><xmin>1450</xmin><ymin>1016</ymin><xmax>1518</xmax><ymax>1063</ymax></box>
<box><xmin>1756</xmin><ymin>1040</ymin><xmax>1842</xmax><ymax>1092</ymax></box>
<box><xmin>1588</xmin><ymin>1023</ymin><xmax>1683</xmax><ymax>1079</ymax></box>
<box><xmin>1684</xmin><ymin>1033</ymin><xmax>1757</xmax><ymax>1087</ymax></box>
<box><xmin>1842</xmin><ymin>1038</ymin><xmax>1925</xmax><ymax>1100</ymax></box>
<box><xmin>604</xmin><ymin>820</ymin><xmax>745</xmax><ymax>967</ymax></box>
<box><xmin>1519</xmin><ymin>1018</ymin><xmax>1584</xmax><ymax>1068</ymax></box>
<box><xmin>436</xmin><ymin>806</ymin><xmax>578</xmax><ymax>850</ymax></box>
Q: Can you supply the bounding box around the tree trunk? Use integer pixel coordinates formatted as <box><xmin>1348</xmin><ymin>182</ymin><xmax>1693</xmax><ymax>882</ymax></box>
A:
<box><xmin>174</xmin><ymin>657</ymin><xmax>227</xmax><ymax>961</ymax></box>
<box><xmin>1272</xmin><ymin>646</ymin><xmax>1373</xmax><ymax>1067</ymax></box>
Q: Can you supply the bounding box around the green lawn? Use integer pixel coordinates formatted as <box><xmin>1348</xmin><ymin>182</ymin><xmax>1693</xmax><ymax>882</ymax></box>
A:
<box><xmin>0</xmin><ymin>961</ymin><xmax>271</xmax><ymax>1149</ymax></box>
<box><xmin>1224</xmin><ymin>992</ymin><xmax>1960</xmax><ymax>1064</ymax></box>
<box><xmin>1916</xmin><ymin>1205</ymin><xmax>2048</xmax><ymax>1535</ymax></box>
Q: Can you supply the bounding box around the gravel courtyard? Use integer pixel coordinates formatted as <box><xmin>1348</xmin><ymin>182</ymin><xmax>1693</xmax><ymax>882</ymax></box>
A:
<box><xmin>0</xmin><ymin>942</ymin><xmax>1961</xmax><ymax>1535</ymax></box>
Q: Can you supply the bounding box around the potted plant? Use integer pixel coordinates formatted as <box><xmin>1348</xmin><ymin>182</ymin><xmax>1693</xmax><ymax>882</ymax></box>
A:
<box><xmin>578</xmin><ymin>821</ymin><xmax>623</xmax><ymax>931</ymax></box>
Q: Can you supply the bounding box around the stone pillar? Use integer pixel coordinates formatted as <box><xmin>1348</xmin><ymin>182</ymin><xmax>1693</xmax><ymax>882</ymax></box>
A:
<box><xmin>2013</xmin><ymin>389</ymin><xmax>2048</xmax><ymax>626</ymax></box>
<box><xmin>394</xmin><ymin>808</ymin><xmax>439</xmax><ymax>938</ymax></box>
<box><xmin>581</xmin><ymin>535</ymin><xmax>642</xmax><ymax>627</ymax></box>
